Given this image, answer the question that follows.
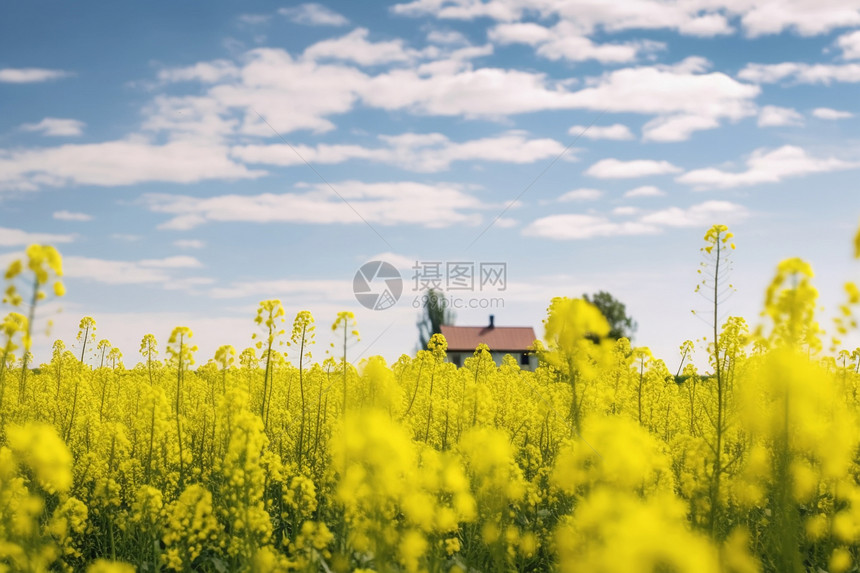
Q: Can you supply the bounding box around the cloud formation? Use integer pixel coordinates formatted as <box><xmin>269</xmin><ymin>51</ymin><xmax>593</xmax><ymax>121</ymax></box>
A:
<box><xmin>392</xmin><ymin>0</ymin><xmax>860</xmax><ymax>38</ymax></box>
<box><xmin>677</xmin><ymin>145</ymin><xmax>859</xmax><ymax>189</ymax></box>
<box><xmin>53</xmin><ymin>211</ymin><xmax>92</xmax><ymax>222</ymax></box>
<box><xmin>143</xmin><ymin>181</ymin><xmax>490</xmax><ymax>230</ymax></box>
<box><xmin>0</xmin><ymin>139</ymin><xmax>264</xmax><ymax>191</ymax></box>
<box><xmin>232</xmin><ymin>131</ymin><xmax>567</xmax><ymax>172</ymax></box>
<box><xmin>624</xmin><ymin>185</ymin><xmax>665</xmax><ymax>198</ymax></box>
<box><xmin>0</xmin><ymin>227</ymin><xmax>76</xmax><ymax>247</ymax></box>
<box><xmin>837</xmin><ymin>30</ymin><xmax>860</xmax><ymax>60</ymax></box>
<box><xmin>523</xmin><ymin>200</ymin><xmax>747</xmax><ymax>240</ymax></box>
<box><xmin>20</xmin><ymin>118</ymin><xmax>85</xmax><ymax>136</ymax></box>
<box><xmin>569</xmin><ymin>123</ymin><xmax>634</xmax><ymax>141</ymax></box>
<box><xmin>812</xmin><ymin>107</ymin><xmax>854</xmax><ymax>120</ymax></box>
<box><xmin>586</xmin><ymin>158</ymin><xmax>682</xmax><ymax>178</ymax></box>
<box><xmin>0</xmin><ymin>68</ymin><xmax>71</xmax><ymax>83</ymax></box>
<box><xmin>757</xmin><ymin>105</ymin><xmax>804</xmax><ymax>127</ymax></box>
<box><xmin>558</xmin><ymin>188</ymin><xmax>603</xmax><ymax>202</ymax></box>
<box><xmin>279</xmin><ymin>3</ymin><xmax>349</xmax><ymax>26</ymax></box>
<box><xmin>63</xmin><ymin>256</ymin><xmax>206</xmax><ymax>286</ymax></box>
<box><xmin>739</xmin><ymin>62</ymin><xmax>860</xmax><ymax>84</ymax></box>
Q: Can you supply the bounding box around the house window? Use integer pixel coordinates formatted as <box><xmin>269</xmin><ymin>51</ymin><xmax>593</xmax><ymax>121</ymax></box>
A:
<box><xmin>520</xmin><ymin>352</ymin><xmax>529</xmax><ymax>366</ymax></box>
<box><xmin>452</xmin><ymin>354</ymin><xmax>462</xmax><ymax>367</ymax></box>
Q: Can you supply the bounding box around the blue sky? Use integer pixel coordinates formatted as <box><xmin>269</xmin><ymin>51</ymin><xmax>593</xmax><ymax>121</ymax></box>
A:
<box><xmin>2</xmin><ymin>0</ymin><xmax>860</xmax><ymax>368</ymax></box>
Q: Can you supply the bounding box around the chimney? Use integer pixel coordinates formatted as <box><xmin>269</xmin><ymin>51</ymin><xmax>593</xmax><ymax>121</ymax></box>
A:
<box><xmin>489</xmin><ymin>315</ymin><xmax>495</xmax><ymax>328</ymax></box>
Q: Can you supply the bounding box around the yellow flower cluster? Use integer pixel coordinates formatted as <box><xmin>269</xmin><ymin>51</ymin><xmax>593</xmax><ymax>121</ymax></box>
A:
<box><xmin>162</xmin><ymin>484</ymin><xmax>221</xmax><ymax>570</ymax></box>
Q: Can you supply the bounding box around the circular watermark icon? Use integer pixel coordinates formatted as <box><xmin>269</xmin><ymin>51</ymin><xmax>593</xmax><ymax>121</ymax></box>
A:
<box><xmin>353</xmin><ymin>260</ymin><xmax>403</xmax><ymax>310</ymax></box>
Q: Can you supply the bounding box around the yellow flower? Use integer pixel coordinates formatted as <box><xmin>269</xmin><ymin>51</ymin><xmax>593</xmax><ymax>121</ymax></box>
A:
<box><xmin>86</xmin><ymin>559</ymin><xmax>136</xmax><ymax>573</ymax></box>
<box><xmin>6</xmin><ymin>423</ymin><xmax>73</xmax><ymax>494</ymax></box>
<box><xmin>444</xmin><ymin>536</ymin><xmax>461</xmax><ymax>555</ymax></box>
<box><xmin>398</xmin><ymin>529</ymin><xmax>427</xmax><ymax>573</ymax></box>
<box><xmin>854</xmin><ymin>222</ymin><xmax>860</xmax><ymax>258</ymax></box>
<box><xmin>830</xmin><ymin>547</ymin><xmax>852</xmax><ymax>573</ymax></box>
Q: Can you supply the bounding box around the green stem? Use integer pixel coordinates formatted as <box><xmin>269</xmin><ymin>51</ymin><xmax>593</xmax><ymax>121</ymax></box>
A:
<box><xmin>18</xmin><ymin>276</ymin><xmax>38</xmax><ymax>404</ymax></box>
<box><xmin>176</xmin><ymin>334</ymin><xmax>185</xmax><ymax>489</ymax></box>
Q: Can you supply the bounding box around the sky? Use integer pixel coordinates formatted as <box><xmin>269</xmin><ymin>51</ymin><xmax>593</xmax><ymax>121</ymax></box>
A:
<box><xmin>2</xmin><ymin>0</ymin><xmax>860</xmax><ymax>370</ymax></box>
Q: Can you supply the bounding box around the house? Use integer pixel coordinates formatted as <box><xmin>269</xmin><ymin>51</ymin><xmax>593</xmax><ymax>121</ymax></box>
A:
<box><xmin>440</xmin><ymin>315</ymin><xmax>539</xmax><ymax>371</ymax></box>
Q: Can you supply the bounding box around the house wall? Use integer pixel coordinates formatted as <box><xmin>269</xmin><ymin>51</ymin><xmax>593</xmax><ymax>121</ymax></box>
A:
<box><xmin>447</xmin><ymin>351</ymin><xmax>538</xmax><ymax>371</ymax></box>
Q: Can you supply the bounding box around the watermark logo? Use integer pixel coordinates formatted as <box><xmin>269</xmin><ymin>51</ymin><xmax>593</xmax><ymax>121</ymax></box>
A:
<box><xmin>353</xmin><ymin>261</ymin><xmax>403</xmax><ymax>310</ymax></box>
<box><xmin>412</xmin><ymin>261</ymin><xmax>507</xmax><ymax>292</ymax></box>
<box><xmin>355</xmin><ymin>259</ymin><xmax>508</xmax><ymax>311</ymax></box>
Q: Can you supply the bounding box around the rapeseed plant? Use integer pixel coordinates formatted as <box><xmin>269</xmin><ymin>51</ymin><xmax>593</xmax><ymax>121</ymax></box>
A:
<box><xmin>3</xmin><ymin>224</ymin><xmax>860</xmax><ymax>571</ymax></box>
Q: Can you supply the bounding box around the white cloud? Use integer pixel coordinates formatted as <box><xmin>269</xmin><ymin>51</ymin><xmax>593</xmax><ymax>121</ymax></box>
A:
<box><xmin>522</xmin><ymin>200</ymin><xmax>747</xmax><ymax>240</ymax></box>
<box><xmin>362</xmin><ymin>56</ymin><xmax>758</xmax><ymax>131</ymax></box>
<box><xmin>641</xmin><ymin>114</ymin><xmax>721</xmax><ymax>142</ymax></box>
<box><xmin>62</xmin><ymin>257</ymin><xmax>165</xmax><ymax>285</ymax></box>
<box><xmin>380</xmin><ymin>131</ymin><xmax>567</xmax><ymax>170</ymax></box>
<box><xmin>0</xmin><ymin>138</ymin><xmax>264</xmax><ymax>191</ymax></box>
<box><xmin>739</xmin><ymin>62</ymin><xmax>860</xmax><ymax>84</ymax></box>
<box><xmin>488</xmin><ymin>22</ymin><xmax>549</xmax><ymax>44</ymax></box>
<box><xmin>489</xmin><ymin>21</ymin><xmax>664</xmax><ymax>64</ymax></box>
<box><xmin>523</xmin><ymin>214</ymin><xmax>660</xmax><ymax>240</ymax></box>
<box><xmin>624</xmin><ymin>185</ymin><xmax>665</xmax><ymax>198</ymax></box>
<box><xmin>663</xmin><ymin>56</ymin><xmax>711</xmax><ymax>74</ymax></box>
<box><xmin>569</xmin><ymin>123</ymin><xmax>634</xmax><ymax>140</ymax></box>
<box><xmin>208</xmin><ymin>48</ymin><xmax>369</xmax><ymax>135</ymax></box>
<box><xmin>63</xmin><ymin>255</ymin><xmax>203</xmax><ymax>285</ymax></box>
<box><xmin>426</xmin><ymin>29</ymin><xmax>469</xmax><ymax>45</ymax></box>
<box><xmin>677</xmin><ymin>145</ymin><xmax>860</xmax><ymax>189</ymax></box>
<box><xmin>680</xmin><ymin>13</ymin><xmax>733</xmax><ymax>36</ymax></box>
<box><xmin>736</xmin><ymin>62</ymin><xmax>800</xmax><ymax>83</ymax></box>
<box><xmin>392</xmin><ymin>0</ymin><xmax>860</xmax><ymax>37</ymax></box>
<box><xmin>174</xmin><ymin>239</ymin><xmax>206</xmax><ymax>249</ymax></box>
<box><xmin>232</xmin><ymin>131</ymin><xmax>567</xmax><ymax>172</ymax></box>
<box><xmin>413</xmin><ymin>43</ymin><xmax>494</xmax><ymax>75</ymax></box>
<box><xmin>0</xmin><ymin>227</ymin><xmax>76</xmax><ymax>247</ymax></box>
<box><xmin>757</xmin><ymin>105</ymin><xmax>804</xmax><ymax>127</ymax></box>
<box><xmin>279</xmin><ymin>3</ymin><xmax>349</xmax><ymax>26</ymax></box>
<box><xmin>638</xmin><ymin>200</ymin><xmax>748</xmax><ymax>227</ymax></box>
<box><xmin>391</xmin><ymin>0</ymin><xmax>520</xmax><ymax>21</ymax></box>
<box><xmin>20</xmin><ymin>118</ymin><xmax>85</xmax><ymax>136</ymax></box>
<box><xmin>143</xmin><ymin>181</ymin><xmax>487</xmax><ymax>230</ymax></box>
<box><xmin>0</xmin><ymin>68</ymin><xmax>71</xmax><ymax>83</ymax></box>
<box><xmin>586</xmin><ymin>158</ymin><xmax>682</xmax><ymax>178</ymax></box>
<box><xmin>558</xmin><ymin>188</ymin><xmax>603</xmax><ymax>202</ymax></box>
<box><xmin>812</xmin><ymin>107</ymin><xmax>854</xmax><ymax>120</ymax></box>
<box><xmin>563</xmin><ymin>59</ymin><xmax>759</xmax><ymax>139</ymax></box>
<box><xmin>303</xmin><ymin>28</ymin><xmax>419</xmax><ymax>66</ymax></box>
<box><xmin>362</xmin><ymin>65</ymin><xmax>571</xmax><ymax>116</ymax></box>
<box><xmin>157</xmin><ymin>60</ymin><xmax>240</xmax><ymax>83</ymax></box>
<box><xmin>838</xmin><ymin>30</ymin><xmax>860</xmax><ymax>59</ymax></box>
<box><xmin>140</xmin><ymin>49</ymin><xmax>756</xmax><ymax>145</ymax></box>
<box><xmin>231</xmin><ymin>141</ymin><xmax>381</xmax><ymax>166</ymax></box>
<box><xmin>537</xmin><ymin>35</ymin><xmax>664</xmax><ymax>65</ymax></box>
<box><xmin>53</xmin><ymin>210</ymin><xmax>92</xmax><ymax>222</ymax></box>
<box><xmin>737</xmin><ymin>2</ymin><xmax>860</xmax><ymax>37</ymax></box>
<box><xmin>140</xmin><ymin>256</ymin><xmax>203</xmax><ymax>269</ymax></box>
<box><xmin>142</xmin><ymin>94</ymin><xmax>239</xmax><ymax>141</ymax></box>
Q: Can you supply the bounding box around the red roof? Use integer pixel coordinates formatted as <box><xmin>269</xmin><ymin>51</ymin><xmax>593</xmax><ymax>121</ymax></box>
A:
<box><xmin>440</xmin><ymin>325</ymin><xmax>537</xmax><ymax>352</ymax></box>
